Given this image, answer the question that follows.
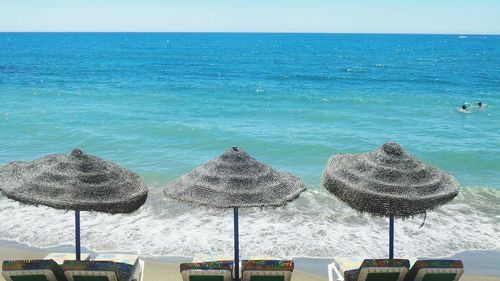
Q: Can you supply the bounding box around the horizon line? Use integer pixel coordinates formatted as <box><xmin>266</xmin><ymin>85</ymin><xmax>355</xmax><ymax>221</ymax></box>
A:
<box><xmin>0</xmin><ymin>31</ymin><xmax>499</xmax><ymax>36</ymax></box>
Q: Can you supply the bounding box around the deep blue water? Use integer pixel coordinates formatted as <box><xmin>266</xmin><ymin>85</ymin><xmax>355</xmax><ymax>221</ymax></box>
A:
<box><xmin>0</xmin><ymin>33</ymin><xmax>499</xmax><ymax>258</ymax></box>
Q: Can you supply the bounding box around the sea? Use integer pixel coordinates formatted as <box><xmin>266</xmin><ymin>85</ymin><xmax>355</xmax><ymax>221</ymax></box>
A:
<box><xmin>0</xmin><ymin>33</ymin><xmax>499</xmax><ymax>260</ymax></box>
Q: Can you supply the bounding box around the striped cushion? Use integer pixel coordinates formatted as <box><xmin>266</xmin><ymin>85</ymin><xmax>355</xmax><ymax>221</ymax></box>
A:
<box><xmin>345</xmin><ymin>259</ymin><xmax>410</xmax><ymax>281</ymax></box>
<box><xmin>180</xmin><ymin>261</ymin><xmax>233</xmax><ymax>273</ymax></box>
<box><xmin>2</xmin><ymin>259</ymin><xmax>67</xmax><ymax>281</ymax></box>
<box><xmin>62</xmin><ymin>261</ymin><xmax>134</xmax><ymax>281</ymax></box>
<box><xmin>241</xmin><ymin>260</ymin><xmax>294</xmax><ymax>271</ymax></box>
<box><xmin>361</xmin><ymin>259</ymin><xmax>410</xmax><ymax>268</ymax></box>
<box><xmin>404</xmin><ymin>260</ymin><xmax>463</xmax><ymax>281</ymax></box>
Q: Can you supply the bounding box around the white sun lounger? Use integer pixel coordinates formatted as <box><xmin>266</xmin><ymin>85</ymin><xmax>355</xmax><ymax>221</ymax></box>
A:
<box><xmin>62</xmin><ymin>254</ymin><xmax>143</xmax><ymax>281</ymax></box>
<box><xmin>1</xmin><ymin>253</ymin><xmax>90</xmax><ymax>281</ymax></box>
<box><xmin>328</xmin><ymin>257</ymin><xmax>409</xmax><ymax>281</ymax></box>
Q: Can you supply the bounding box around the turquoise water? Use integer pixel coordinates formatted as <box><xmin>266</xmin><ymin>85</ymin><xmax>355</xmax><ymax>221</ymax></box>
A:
<box><xmin>0</xmin><ymin>33</ymin><xmax>499</xmax><ymax>258</ymax></box>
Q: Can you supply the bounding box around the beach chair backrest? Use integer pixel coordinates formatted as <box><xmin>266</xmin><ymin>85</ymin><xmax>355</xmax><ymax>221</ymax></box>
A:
<box><xmin>180</xmin><ymin>261</ymin><xmax>233</xmax><ymax>281</ymax></box>
<box><xmin>62</xmin><ymin>261</ymin><xmax>135</xmax><ymax>281</ymax></box>
<box><xmin>404</xmin><ymin>260</ymin><xmax>464</xmax><ymax>281</ymax></box>
<box><xmin>241</xmin><ymin>260</ymin><xmax>294</xmax><ymax>281</ymax></box>
<box><xmin>2</xmin><ymin>259</ymin><xmax>67</xmax><ymax>281</ymax></box>
<box><xmin>354</xmin><ymin>259</ymin><xmax>410</xmax><ymax>281</ymax></box>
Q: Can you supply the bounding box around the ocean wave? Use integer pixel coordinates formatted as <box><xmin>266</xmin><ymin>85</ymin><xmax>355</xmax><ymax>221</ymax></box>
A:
<box><xmin>0</xmin><ymin>186</ymin><xmax>498</xmax><ymax>258</ymax></box>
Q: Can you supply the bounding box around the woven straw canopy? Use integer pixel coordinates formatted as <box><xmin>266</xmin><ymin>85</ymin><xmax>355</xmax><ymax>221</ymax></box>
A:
<box><xmin>0</xmin><ymin>148</ymin><xmax>148</xmax><ymax>214</ymax></box>
<box><xmin>164</xmin><ymin>147</ymin><xmax>306</xmax><ymax>208</ymax></box>
<box><xmin>322</xmin><ymin>142</ymin><xmax>459</xmax><ymax>218</ymax></box>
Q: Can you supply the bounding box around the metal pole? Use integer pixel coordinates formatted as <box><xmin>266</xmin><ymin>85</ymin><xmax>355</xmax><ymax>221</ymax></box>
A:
<box><xmin>75</xmin><ymin>210</ymin><xmax>81</xmax><ymax>261</ymax></box>
<box><xmin>234</xmin><ymin>207</ymin><xmax>240</xmax><ymax>281</ymax></box>
<box><xmin>389</xmin><ymin>215</ymin><xmax>394</xmax><ymax>259</ymax></box>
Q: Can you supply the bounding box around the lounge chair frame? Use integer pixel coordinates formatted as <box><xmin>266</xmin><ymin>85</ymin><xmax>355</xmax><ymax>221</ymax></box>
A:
<box><xmin>413</xmin><ymin>268</ymin><xmax>464</xmax><ymax>281</ymax></box>
<box><xmin>2</xmin><ymin>269</ymin><xmax>58</xmax><ymax>281</ymax></box>
<box><xmin>328</xmin><ymin>262</ymin><xmax>344</xmax><ymax>281</ymax></box>
<box><xmin>180</xmin><ymin>269</ymin><xmax>232</xmax><ymax>281</ymax></box>
<box><xmin>64</xmin><ymin>259</ymin><xmax>144</xmax><ymax>281</ymax></box>
<box><xmin>241</xmin><ymin>270</ymin><xmax>292</xmax><ymax>281</ymax></box>
<box><xmin>328</xmin><ymin>262</ymin><xmax>408</xmax><ymax>281</ymax></box>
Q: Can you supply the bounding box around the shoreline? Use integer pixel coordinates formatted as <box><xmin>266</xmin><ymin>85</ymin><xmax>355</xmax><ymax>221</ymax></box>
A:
<box><xmin>0</xmin><ymin>240</ymin><xmax>499</xmax><ymax>280</ymax></box>
<box><xmin>1</xmin><ymin>187</ymin><xmax>498</xmax><ymax>262</ymax></box>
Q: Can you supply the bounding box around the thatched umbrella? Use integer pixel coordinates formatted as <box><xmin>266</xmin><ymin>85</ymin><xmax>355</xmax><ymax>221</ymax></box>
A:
<box><xmin>322</xmin><ymin>142</ymin><xmax>459</xmax><ymax>259</ymax></box>
<box><xmin>164</xmin><ymin>147</ymin><xmax>305</xmax><ymax>280</ymax></box>
<box><xmin>0</xmin><ymin>148</ymin><xmax>148</xmax><ymax>260</ymax></box>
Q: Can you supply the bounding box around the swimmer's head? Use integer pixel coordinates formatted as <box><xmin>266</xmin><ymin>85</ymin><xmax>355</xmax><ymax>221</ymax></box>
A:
<box><xmin>478</xmin><ymin>102</ymin><xmax>483</xmax><ymax>107</ymax></box>
<box><xmin>462</xmin><ymin>105</ymin><xmax>467</xmax><ymax>110</ymax></box>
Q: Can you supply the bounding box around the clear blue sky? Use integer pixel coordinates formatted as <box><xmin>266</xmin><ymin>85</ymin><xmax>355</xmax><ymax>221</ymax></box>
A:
<box><xmin>1</xmin><ymin>0</ymin><xmax>499</xmax><ymax>34</ymax></box>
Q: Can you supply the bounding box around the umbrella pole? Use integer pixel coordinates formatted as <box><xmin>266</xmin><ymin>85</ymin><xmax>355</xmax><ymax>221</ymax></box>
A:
<box><xmin>389</xmin><ymin>214</ymin><xmax>394</xmax><ymax>259</ymax></box>
<box><xmin>75</xmin><ymin>210</ymin><xmax>81</xmax><ymax>261</ymax></box>
<box><xmin>233</xmin><ymin>207</ymin><xmax>240</xmax><ymax>281</ymax></box>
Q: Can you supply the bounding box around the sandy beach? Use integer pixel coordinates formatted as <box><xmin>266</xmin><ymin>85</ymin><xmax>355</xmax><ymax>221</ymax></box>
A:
<box><xmin>0</xmin><ymin>244</ymin><xmax>325</xmax><ymax>281</ymax></box>
<box><xmin>0</xmin><ymin>244</ymin><xmax>498</xmax><ymax>281</ymax></box>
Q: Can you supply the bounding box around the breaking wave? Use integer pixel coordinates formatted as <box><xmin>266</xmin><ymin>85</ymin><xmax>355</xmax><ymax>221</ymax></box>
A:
<box><xmin>0</xmin><ymin>186</ymin><xmax>498</xmax><ymax>258</ymax></box>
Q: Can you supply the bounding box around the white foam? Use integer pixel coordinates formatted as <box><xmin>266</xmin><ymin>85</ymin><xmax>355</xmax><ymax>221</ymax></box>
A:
<box><xmin>0</xmin><ymin>187</ymin><xmax>498</xmax><ymax>258</ymax></box>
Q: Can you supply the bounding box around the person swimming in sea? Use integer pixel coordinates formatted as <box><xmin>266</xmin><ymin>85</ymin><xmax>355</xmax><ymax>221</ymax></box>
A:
<box><xmin>459</xmin><ymin>104</ymin><xmax>470</xmax><ymax>113</ymax></box>
<box><xmin>476</xmin><ymin>102</ymin><xmax>486</xmax><ymax>109</ymax></box>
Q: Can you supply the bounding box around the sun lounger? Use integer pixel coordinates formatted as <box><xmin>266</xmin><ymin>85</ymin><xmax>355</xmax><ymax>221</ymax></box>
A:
<box><xmin>1</xmin><ymin>253</ymin><xmax>90</xmax><ymax>281</ymax></box>
<box><xmin>2</xmin><ymin>259</ymin><xmax>67</xmax><ymax>281</ymax></box>
<box><xmin>61</xmin><ymin>254</ymin><xmax>143</xmax><ymax>281</ymax></box>
<box><xmin>94</xmin><ymin>254</ymin><xmax>143</xmax><ymax>281</ymax></box>
<box><xmin>240</xmin><ymin>260</ymin><xmax>294</xmax><ymax>281</ymax></box>
<box><xmin>328</xmin><ymin>257</ymin><xmax>410</xmax><ymax>281</ymax></box>
<box><xmin>404</xmin><ymin>260</ymin><xmax>464</xmax><ymax>281</ymax></box>
<box><xmin>180</xmin><ymin>261</ymin><xmax>233</xmax><ymax>281</ymax></box>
